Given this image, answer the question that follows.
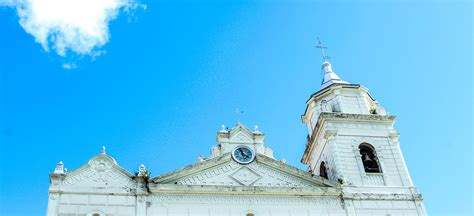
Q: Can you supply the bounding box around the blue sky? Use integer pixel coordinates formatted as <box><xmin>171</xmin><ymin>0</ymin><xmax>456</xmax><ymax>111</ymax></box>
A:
<box><xmin>0</xmin><ymin>0</ymin><xmax>472</xmax><ymax>215</ymax></box>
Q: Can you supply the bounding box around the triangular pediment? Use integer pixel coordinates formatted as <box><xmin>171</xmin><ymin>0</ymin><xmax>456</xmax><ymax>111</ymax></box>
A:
<box><xmin>61</xmin><ymin>154</ymin><xmax>136</xmax><ymax>192</ymax></box>
<box><xmin>230</xmin><ymin>130</ymin><xmax>253</xmax><ymax>143</ymax></box>
<box><xmin>152</xmin><ymin>153</ymin><xmax>336</xmax><ymax>188</ymax></box>
<box><xmin>213</xmin><ymin>123</ymin><xmax>273</xmax><ymax>158</ymax></box>
<box><xmin>228</xmin><ymin>124</ymin><xmax>255</xmax><ymax>144</ymax></box>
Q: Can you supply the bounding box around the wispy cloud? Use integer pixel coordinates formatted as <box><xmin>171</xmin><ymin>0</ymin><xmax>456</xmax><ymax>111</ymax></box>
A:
<box><xmin>62</xmin><ymin>62</ymin><xmax>77</xmax><ymax>69</ymax></box>
<box><xmin>1</xmin><ymin>0</ymin><xmax>145</xmax><ymax>57</ymax></box>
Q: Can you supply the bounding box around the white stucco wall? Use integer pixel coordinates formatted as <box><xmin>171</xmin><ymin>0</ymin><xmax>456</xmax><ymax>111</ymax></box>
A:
<box><xmin>47</xmin><ymin>81</ymin><xmax>426</xmax><ymax>216</ymax></box>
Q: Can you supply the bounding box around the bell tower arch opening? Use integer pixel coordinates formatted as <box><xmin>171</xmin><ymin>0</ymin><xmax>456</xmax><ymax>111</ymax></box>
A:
<box><xmin>319</xmin><ymin>161</ymin><xmax>329</xmax><ymax>179</ymax></box>
<box><xmin>359</xmin><ymin>143</ymin><xmax>381</xmax><ymax>173</ymax></box>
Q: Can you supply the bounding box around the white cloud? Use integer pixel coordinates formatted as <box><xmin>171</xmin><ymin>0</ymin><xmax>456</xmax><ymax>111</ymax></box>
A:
<box><xmin>2</xmin><ymin>0</ymin><xmax>145</xmax><ymax>57</ymax></box>
<box><xmin>62</xmin><ymin>62</ymin><xmax>77</xmax><ymax>69</ymax></box>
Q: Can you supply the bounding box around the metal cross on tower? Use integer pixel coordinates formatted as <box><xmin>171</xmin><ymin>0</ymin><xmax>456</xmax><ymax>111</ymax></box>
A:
<box><xmin>316</xmin><ymin>37</ymin><xmax>330</xmax><ymax>62</ymax></box>
<box><xmin>235</xmin><ymin>108</ymin><xmax>244</xmax><ymax>123</ymax></box>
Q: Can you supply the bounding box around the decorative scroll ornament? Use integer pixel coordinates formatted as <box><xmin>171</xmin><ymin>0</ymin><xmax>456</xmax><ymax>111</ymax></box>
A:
<box><xmin>62</xmin><ymin>156</ymin><xmax>136</xmax><ymax>190</ymax></box>
<box><xmin>90</xmin><ymin>158</ymin><xmax>113</xmax><ymax>183</ymax></box>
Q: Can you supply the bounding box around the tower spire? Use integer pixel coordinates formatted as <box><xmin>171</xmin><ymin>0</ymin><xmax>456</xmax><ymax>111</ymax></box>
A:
<box><xmin>315</xmin><ymin>38</ymin><xmax>349</xmax><ymax>89</ymax></box>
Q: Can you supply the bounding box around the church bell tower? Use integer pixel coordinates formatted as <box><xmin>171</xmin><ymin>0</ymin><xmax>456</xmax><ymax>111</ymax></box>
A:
<box><xmin>300</xmin><ymin>39</ymin><xmax>426</xmax><ymax>215</ymax></box>
<box><xmin>301</xmin><ymin>60</ymin><xmax>406</xmax><ymax>186</ymax></box>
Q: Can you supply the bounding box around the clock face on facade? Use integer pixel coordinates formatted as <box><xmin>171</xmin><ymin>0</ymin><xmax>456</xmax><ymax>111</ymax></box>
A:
<box><xmin>232</xmin><ymin>146</ymin><xmax>255</xmax><ymax>164</ymax></box>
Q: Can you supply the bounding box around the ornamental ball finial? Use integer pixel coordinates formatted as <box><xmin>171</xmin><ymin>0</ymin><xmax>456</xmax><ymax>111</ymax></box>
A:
<box><xmin>220</xmin><ymin>124</ymin><xmax>227</xmax><ymax>133</ymax></box>
<box><xmin>253</xmin><ymin>125</ymin><xmax>262</xmax><ymax>134</ymax></box>
<box><xmin>197</xmin><ymin>156</ymin><xmax>205</xmax><ymax>163</ymax></box>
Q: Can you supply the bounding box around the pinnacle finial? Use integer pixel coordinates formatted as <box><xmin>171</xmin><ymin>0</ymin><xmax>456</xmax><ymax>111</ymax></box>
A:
<box><xmin>101</xmin><ymin>146</ymin><xmax>106</xmax><ymax>155</ymax></box>
<box><xmin>253</xmin><ymin>125</ymin><xmax>262</xmax><ymax>134</ymax></box>
<box><xmin>197</xmin><ymin>156</ymin><xmax>205</xmax><ymax>163</ymax></box>
<box><xmin>220</xmin><ymin>124</ymin><xmax>227</xmax><ymax>133</ymax></box>
<box><xmin>138</xmin><ymin>164</ymin><xmax>147</xmax><ymax>176</ymax></box>
<box><xmin>54</xmin><ymin>161</ymin><xmax>66</xmax><ymax>174</ymax></box>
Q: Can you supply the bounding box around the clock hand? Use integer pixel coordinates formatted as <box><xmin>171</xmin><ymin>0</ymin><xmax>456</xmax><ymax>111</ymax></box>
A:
<box><xmin>241</xmin><ymin>149</ymin><xmax>249</xmax><ymax>158</ymax></box>
<box><xmin>237</xmin><ymin>149</ymin><xmax>244</xmax><ymax>158</ymax></box>
<box><xmin>236</xmin><ymin>148</ymin><xmax>252</xmax><ymax>161</ymax></box>
<box><xmin>238</xmin><ymin>148</ymin><xmax>245</xmax><ymax>157</ymax></box>
<box><xmin>244</xmin><ymin>151</ymin><xmax>252</xmax><ymax>160</ymax></box>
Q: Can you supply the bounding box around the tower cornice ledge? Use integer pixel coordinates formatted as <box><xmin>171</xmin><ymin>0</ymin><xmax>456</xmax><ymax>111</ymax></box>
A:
<box><xmin>306</xmin><ymin>83</ymin><xmax>365</xmax><ymax>104</ymax></box>
<box><xmin>302</xmin><ymin>83</ymin><xmax>377</xmax><ymax>119</ymax></box>
<box><xmin>319</xmin><ymin>112</ymin><xmax>396</xmax><ymax>122</ymax></box>
<box><xmin>342</xmin><ymin>191</ymin><xmax>423</xmax><ymax>201</ymax></box>
<box><xmin>302</xmin><ymin>113</ymin><xmax>396</xmax><ymax>164</ymax></box>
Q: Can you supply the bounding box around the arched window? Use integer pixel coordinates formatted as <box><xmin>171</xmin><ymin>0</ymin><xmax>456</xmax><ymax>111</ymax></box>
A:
<box><xmin>93</xmin><ymin>214</ymin><xmax>100</xmax><ymax>216</ymax></box>
<box><xmin>319</xmin><ymin>161</ymin><xmax>328</xmax><ymax>179</ymax></box>
<box><xmin>331</xmin><ymin>102</ymin><xmax>341</xmax><ymax>112</ymax></box>
<box><xmin>359</xmin><ymin>144</ymin><xmax>381</xmax><ymax>173</ymax></box>
<box><xmin>246</xmin><ymin>213</ymin><xmax>255</xmax><ymax>216</ymax></box>
<box><xmin>320</xmin><ymin>100</ymin><xmax>329</xmax><ymax>112</ymax></box>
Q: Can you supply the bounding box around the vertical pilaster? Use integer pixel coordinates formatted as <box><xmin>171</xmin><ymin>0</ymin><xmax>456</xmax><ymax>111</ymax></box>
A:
<box><xmin>46</xmin><ymin>193</ymin><xmax>60</xmax><ymax>216</ymax></box>
<box><xmin>136</xmin><ymin>165</ymin><xmax>149</xmax><ymax>216</ymax></box>
<box><xmin>342</xmin><ymin>199</ymin><xmax>357</xmax><ymax>216</ymax></box>
<box><xmin>377</xmin><ymin>154</ymin><xmax>390</xmax><ymax>186</ymax></box>
<box><xmin>409</xmin><ymin>187</ymin><xmax>427</xmax><ymax>215</ymax></box>
<box><xmin>136</xmin><ymin>195</ymin><xmax>147</xmax><ymax>216</ymax></box>
<box><xmin>325</xmin><ymin>130</ymin><xmax>343</xmax><ymax>182</ymax></box>
<box><xmin>353</xmin><ymin>148</ymin><xmax>366</xmax><ymax>185</ymax></box>
<box><xmin>414</xmin><ymin>199</ymin><xmax>428</xmax><ymax>216</ymax></box>
<box><xmin>47</xmin><ymin>171</ymin><xmax>64</xmax><ymax>216</ymax></box>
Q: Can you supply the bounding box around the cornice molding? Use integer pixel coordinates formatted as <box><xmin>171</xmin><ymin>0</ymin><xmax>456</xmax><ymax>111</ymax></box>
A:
<box><xmin>301</xmin><ymin>113</ymin><xmax>396</xmax><ymax>163</ymax></box>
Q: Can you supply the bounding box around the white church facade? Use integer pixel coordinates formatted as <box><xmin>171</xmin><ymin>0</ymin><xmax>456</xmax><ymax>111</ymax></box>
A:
<box><xmin>46</xmin><ymin>59</ymin><xmax>427</xmax><ymax>216</ymax></box>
